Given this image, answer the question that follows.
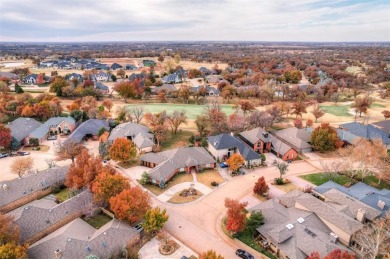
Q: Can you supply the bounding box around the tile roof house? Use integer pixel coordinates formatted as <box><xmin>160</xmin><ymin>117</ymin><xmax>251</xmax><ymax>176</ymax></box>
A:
<box><xmin>273</xmin><ymin>127</ymin><xmax>312</xmax><ymax>153</ymax></box>
<box><xmin>239</xmin><ymin>127</ymin><xmax>272</xmax><ymax>154</ymax></box>
<box><xmin>28</xmin><ymin>117</ymin><xmax>76</xmax><ymax>144</ymax></box>
<box><xmin>0</xmin><ymin>166</ymin><xmax>69</xmax><ymax>213</ymax></box>
<box><xmin>140</xmin><ymin>147</ymin><xmax>216</xmax><ymax>184</ymax></box>
<box><xmin>339</xmin><ymin>122</ymin><xmax>390</xmax><ymax>148</ymax></box>
<box><xmin>108</xmin><ymin>122</ymin><xmax>154</xmax><ymax>153</ymax></box>
<box><xmin>11</xmin><ymin>191</ymin><xmax>94</xmax><ymax>244</ymax></box>
<box><xmin>314</xmin><ymin>181</ymin><xmax>390</xmax><ymax>217</ymax></box>
<box><xmin>207</xmin><ymin>133</ymin><xmax>261</xmax><ymax>166</ymax></box>
<box><xmin>64</xmin><ymin>119</ymin><xmax>110</xmax><ymax>144</ymax></box>
<box><xmin>7</xmin><ymin>117</ymin><xmax>43</xmax><ymax>146</ymax></box>
<box><xmin>250</xmin><ymin>194</ymin><xmax>352</xmax><ymax>259</ymax></box>
<box><xmin>28</xmin><ymin>218</ymin><xmax>139</xmax><ymax>259</ymax></box>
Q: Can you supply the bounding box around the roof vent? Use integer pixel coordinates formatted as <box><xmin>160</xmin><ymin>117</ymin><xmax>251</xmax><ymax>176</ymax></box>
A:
<box><xmin>86</xmin><ymin>245</ymin><xmax>92</xmax><ymax>253</ymax></box>
<box><xmin>286</xmin><ymin>223</ymin><xmax>294</xmax><ymax>230</ymax></box>
<box><xmin>297</xmin><ymin>218</ymin><xmax>305</xmax><ymax>223</ymax></box>
<box><xmin>378</xmin><ymin>200</ymin><xmax>385</xmax><ymax>210</ymax></box>
<box><xmin>67</xmin><ymin>238</ymin><xmax>71</xmax><ymax>242</ymax></box>
<box><xmin>2</xmin><ymin>184</ymin><xmax>8</xmax><ymax>191</ymax></box>
<box><xmin>330</xmin><ymin>232</ymin><xmax>338</xmax><ymax>243</ymax></box>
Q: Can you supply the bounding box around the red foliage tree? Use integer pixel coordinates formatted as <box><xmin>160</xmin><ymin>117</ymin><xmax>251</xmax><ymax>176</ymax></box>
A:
<box><xmin>36</xmin><ymin>73</ymin><xmax>45</xmax><ymax>85</ymax></box>
<box><xmin>224</xmin><ymin>198</ymin><xmax>248</xmax><ymax>234</ymax></box>
<box><xmin>109</xmin><ymin>187</ymin><xmax>151</xmax><ymax>224</ymax></box>
<box><xmin>294</xmin><ymin>118</ymin><xmax>303</xmax><ymax>129</ymax></box>
<box><xmin>253</xmin><ymin>176</ymin><xmax>269</xmax><ymax>196</ymax></box>
<box><xmin>308</xmin><ymin>249</ymin><xmax>355</xmax><ymax>259</ymax></box>
<box><xmin>0</xmin><ymin>124</ymin><xmax>11</xmax><ymax>149</ymax></box>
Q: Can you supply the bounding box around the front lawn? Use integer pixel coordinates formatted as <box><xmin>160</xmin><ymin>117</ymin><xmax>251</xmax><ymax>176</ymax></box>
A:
<box><xmin>140</xmin><ymin>172</ymin><xmax>193</xmax><ymax>196</ymax></box>
<box><xmin>54</xmin><ymin>188</ymin><xmax>73</xmax><ymax>202</ymax></box>
<box><xmin>319</xmin><ymin>105</ymin><xmax>352</xmax><ymax>117</ymax></box>
<box><xmin>167</xmin><ymin>189</ymin><xmax>203</xmax><ymax>204</ymax></box>
<box><xmin>273</xmin><ymin>183</ymin><xmax>301</xmax><ymax>193</ymax></box>
<box><xmin>82</xmin><ymin>213</ymin><xmax>112</xmax><ymax>229</ymax></box>
<box><xmin>300</xmin><ymin>173</ymin><xmax>351</xmax><ymax>186</ymax></box>
<box><xmin>196</xmin><ymin>169</ymin><xmax>224</xmax><ymax>188</ymax></box>
<box><xmin>160</xmin><ymin>130</ymin><xmax>193</xmax><ymax>151</ymax></box>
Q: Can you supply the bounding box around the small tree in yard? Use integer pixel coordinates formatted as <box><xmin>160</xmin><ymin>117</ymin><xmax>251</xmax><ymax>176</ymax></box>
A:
<box><xmin>382</xmin><ymin>110</ymin><xmax>390</xmax><ymax>119</ymax></box>
<box><xmin>224</xmin><ymin>198</ymin><xmax>248</xmax><ymax>235</ymax></box>
<box><xmin>140</xmin><ymin>171</ymin><xmax>151</xmax><ymax>185</ymax></box>
<box><xmin>311</xmin><ymin>104</ymin><xmax>325</xmax><ymax>122</ymax></box>
<box><xmin>275</xmin><ymin>160</ymin><xmax>288</xmax><ymax>180</ymax></box>
<box><xmin>253</xmin><ymin>176</ymin><xmax>269</xmax><ymax>196</ymax></box>
<box><xmin>199</xmin><ymin>250</ymin><xmax>224</xmax><ymax>259</ymax></box>
<box><xmin>56</xmin><ymin>141</ymin><xmax>86</xmax><ymax>163</ymax></box>
<box><xmin>226</xmin><ymin>153</ymin><xmax>244</xmax><ymax>173</ymax></box>
<box><xmin>142</xmin><ymin>207</ymin><xmax>169</xmax><ymax>235</ymax></box>
<box><xmin>245</xmin><ymin>211</ymin><xmax>264</xmax><ymax>235</ymax></box>
<box><xmin>10</xmin><ymin>157</ymin><xmax>33</xmax><ymax>178</ymax></box>
<box><xmin>109</xmin><ymin>137</ymin><xmax>137</xmax><ymax>164</ymax></box>
<box><xmin>28</xmin><ymin>138</ymin><xmax>39</xmax><ymax>147</ymax></box>
<box><xmin>109</xmin><ymin>187</ymin><xmax>151</xmax><ymax>224</ymax></box>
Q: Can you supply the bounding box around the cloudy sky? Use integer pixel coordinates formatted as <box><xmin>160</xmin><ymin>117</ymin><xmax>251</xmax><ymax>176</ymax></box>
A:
<box><xmin>0</xmin><ymin>0</ymin><xmax>389</xmax><ymax>42</ymax></box>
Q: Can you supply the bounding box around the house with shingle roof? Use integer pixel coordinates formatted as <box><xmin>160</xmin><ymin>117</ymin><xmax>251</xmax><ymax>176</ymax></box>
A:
<box><xmin>140</xmin><ymin>147</ymin><xmax>216</xmax><ymax>184</ymax></box>
<box><xmin>23</xmin><ymin>73</ymin><xmax>38</xmax><ymax>84</ymax></box>
<box><xmin>372</xmin><ymin>119</ymin><xmax>390</xmax><ymax>133</ymax></box>
<box><xmin>95</xmin><ymin>82</ymin><xmax>109</xmax><ymax>93</ymax></box>
<box><xmin>28</xmin><ymin>218</ymin><xmax>139</xmax><ymax>259</ymax></box>
<box><xmin>272</xmin><ymin>127</ymin><xmax>312</xmax><ymax>153</ymax></box>
<box><xmin>339</xmin><ymin>122</ymin><xmax>390</xmax><ymax>148</ymax></box>
<box><xmin>250</xmin><ymin>194</ymin><xmax>353</xmax><ymax>259</ymax></box>
<box><xmin>269</xmin><ymin>135</ymin><xmax>299</xmax><ymax>161</ymax></box>
<box><xmin>91</xmin><ymin>72</ymin><xmax>110</xmax><ymax>82</ymax></box>
<box><xmin>162</xmin><ymin>73</ymin><xmax>182</xmax><ymax>84</ymax></box>
<box><xmin>7</xmin><ymin>117</ymin><xmax>42</xmax><ymax>146</ymax></box>
<box><xmin>65</xmin><ymin>73</ymin><xmax>83</xmax><ymax>82</ymax></box>
<box><xmin>0</xmin><ymin>166</ymin><xmax>69</xmax><ymax>213</ymax></box>
<box><xmin>108</xmin><ymin>122</ymin><xmax>154</xmax><ymax>153</ymax></box>
<box><xmin>314</xmin><ymin>181</ymin><xmax>390</xmax><ymax>217</ymax></box>
<box><xmin>239</xmin><ymin>127</ymin><xmax>272</xmax><ymax>154</ymax></box>
<box><xmin>190</xmin><ymin>85</ymin><xmax>220</xmax><ymax>96</ymax></box>
<box><xmin>207</xmin><ymin>133</ymin><xmax>261</xmax><ymax>166</ymax></box>
<box><xmin>28</xmin><ymin>117</ymin><xmax>76</xmax><ymax>144</ymax></box>
<box><xmin>0</xmin><ymin>71</ymin><xmax>18</xmax><ymax>80</ymax></box>
<box><xmin>64</xmin><ymin>119</ymin><xmax>109</xmax><ymax>144</ymax></box>
<box><xmin>151</xmin><ymin>84</ymin><xmax>177</xmax><ymax>94</ymax></box>
<box><xmin>110</xmin><ymin>63</ymin><xmax>123</xmax><ymax>70</ymax></box>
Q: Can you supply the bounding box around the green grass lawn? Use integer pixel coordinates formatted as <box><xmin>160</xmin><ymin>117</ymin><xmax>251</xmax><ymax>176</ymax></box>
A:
<box><xmin>82</xmin><ymin>213</ymin><xmax>112</xmax><ymax>229</ymax></box>
<box><xmin>54</xmin><ymin>188</ymin><xmax>73</xmax><ymax>202</ymax></box>
<box><xmin>161</xmin><ymin>130</ymin><xmax>193</xmax><ymax>151</ymax></box>
<box><xmin>371</xmin><ymin>103</ymin><xmax>385</xmax><ymax>108</ymax></box>
<box><xmin>319</xmin><ymin>105</ymin><xmax>352</xmax><ymax>117</ymax></box>
<box><xmin>236</xmin><ymin>230</ymin><xmax>277</xmax><ymax>259</ymax></box>
<box><xmin>140</xmin><ymin>172</ymin><xmax>194</xmax><ymax>196</ymax></box>
<box><xmin>127</xmin><ymin>103</ymin><xmax>235</xmax><ymax>119</ymax></box>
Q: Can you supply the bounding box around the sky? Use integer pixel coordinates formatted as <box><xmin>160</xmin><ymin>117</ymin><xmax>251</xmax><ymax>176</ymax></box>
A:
<box><xmin>0</xmin><ymin>0</ymin><xmax>389</xmax><ymax>42</ymax></box>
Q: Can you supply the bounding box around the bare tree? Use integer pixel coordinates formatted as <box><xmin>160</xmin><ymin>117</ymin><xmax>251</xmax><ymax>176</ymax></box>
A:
<box><xmin>311</xmin><ymin>104</ymin><xmax>325</xmax><ymax>122</ymax></box>
<box><xmin>56</xmin><ymin>141</ymin><xmax>86</xmax><ymax>163</ymax></box>
<box><xmin>11</xmin><ymin>157</ymin><xmax>33</xmax><ymax>178</ymax></box>
<box><xmin>127</xmin><ymin>106</ymin><xmax>145</xmax><ymax>124</ymax></box>
<box><xmin>167</xmin><ymin>111</ymin><xmax>187</xmax><ymax>135</ymax></box>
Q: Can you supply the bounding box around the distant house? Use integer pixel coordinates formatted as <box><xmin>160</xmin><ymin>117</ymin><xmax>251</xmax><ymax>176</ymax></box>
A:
<box><xmin>28</xmin><ymin>117</ymin><xmax>76</xmax><ymax>144</ymax></box>
<box><xmin>250</xmin><ymin>191</ymin><xmax>355</xmax><ymax>259</ymax></box>
<box><xmin>206</xmin><ymin>75</ymin><xmax>222</xmax><ymax>84</ymax></box>
<box><xmin>199</xmin><ymin>67</ymin><xmax>212</xmax><ymax>75</ymax></box>
<box><xmin>7</xmin><ymin>117</ymin><xmax>42</xmax><ymax>146</ymax></box>
<box><xmin>151</xmin><ymin>84</ymin><xmax>177</xmax><ymax>94</ymax></box>
<box><xmin>108</xmin><ymin>122</ymin><xmax>154</xmax><ymax>153</ymax></box>
<box><xmin>339</xmin><ymin>122</ymin><xmax>390</xmax><ymax>148</ymax></box>
<box><xmin>24</xmin><ymin>74</ymin><xmax>38</xmax><ymax>84</ymax></box>
<box><xmin>239</xmin><ymin>127</ymin><xmax>272</xmax><ymax>153</ymax></box>
<box><xmin>272</xmin><ymin>127</ymin><xmax>312</xmax><ymax>153</ymax></box>
<box><xmin>314</xmin><ymin>181</ymin><xmax>390</xmax><ymax>217</ymax></box>
<box><xmin>162</xmin><ymin>73</ymin><xmax>182</xmax><ymax>84</ymax></box>
<box><xmin>91</xmin><ymin>72</ymin><xmax>110</xmax><ymax>82</ymax></box>
<box><xmin>64</xmin><ymin>119</ymin><xmax>110</xmax><ymax>144</ymax></box>
<box><xmin>190</xmin><ymin>85</ymin><xmax>220</xmax><ymax>96</ymax></box>
<box><xmin>140</xmin><ymin>147</ymin><xmax>216</xmax><ymax>184</ymax></box>
<box><xmin>0</xmin><ymin>71</ymin><xmax>18</xmax><ymax>80</ymax></box>
<box><xmin>0</xmin><ymin>166</ymin><xmax>69</xmax><ymax>213</ymax></box>
<box><xmin>207</xmin><ymin>133</ymin><xmax>261</xmax><ymax>166</ymax></box>
<box><xmin>65</xmin><ymin>73</ymin><xmax>83</xmax><ymax>82</ymax></box>
<box><xmin>95</xmin><ymin>82</ymin><xmax>109</xmax><ymax>93</ymax></box>
<box><xmin>142</xmin><ymin>60</ymin><xmax>156</xmax><ymax>67</ymax></box>
<box><xmin>372</xmin><ymin>119</ymin><xmax>390</xmax><ymax>133</ymax></box>
<box><xmin>28</xmin><ymin>218</ymin><xmax>139</xmax><ymax>259</ymax></box>
<box><xmin>129</xmin><ymin>73</ymin><xmax>146</xmax><ymax>82</ymax></box>
<box><xmin>110</xmin><ymin>63</ymin><xmax>123</xmax><ymax>70</ymax></box>
<box><xmin>269</xmin><ymin>135</ymin><xmax>298</xmax><ymax>161</ymax></box>
<box><xmin>125</xmin><ymin>64</ymin><xmax>136</xmax><ymax>70</ymax></box>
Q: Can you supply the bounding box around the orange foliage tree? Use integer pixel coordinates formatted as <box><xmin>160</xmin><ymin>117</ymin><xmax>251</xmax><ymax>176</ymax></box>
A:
<box><xmin>253</xmin><ymin>176</ymin><xmax>269</xmax><ymax>196</ymax></box>
<box><xmin>226</xmin><ymin>153</ymin><xmax>244</xmax><ymax>173</ymax></box>
<box><xmin>109</xmin><ymin>187</ymin><xmax>151</xmax><ymax>224</ymax></box>
<box><xmin>0</xmin><ymin>125</ymin><xmax>11</xmax><ymax>149</ymax></box>
<box><xmin>109</xmin><ymin>138</ymin><xmax>137</xmax><ymax>163</ymax></box>
<box><xmin>91</xmin><ymin>170</ymin><xmax>130</xmax><ymax>205</ymax></box>
<box><xmin>0</xmin><ymin>214</ymin><xmax>20</xmax><ymax>245</ymax></box>
<box><xmin>224</xmin><ymin>198</ymin><xmax>248</xmax><ymax>234</ymax></box>
<box><xmin>307</xmin><ymin>249</ymin><xmax>355</xmax><ymax>259</ymax></box>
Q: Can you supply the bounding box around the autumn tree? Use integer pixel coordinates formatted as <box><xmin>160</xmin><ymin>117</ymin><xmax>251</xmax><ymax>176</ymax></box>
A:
<box><xmin>179</xmin><ymin>85</ymin><xmax>190</xmax><ymax>104</ymax></box>
<box><xmin>116</xmin><ymin>69</ymin><xmax>126</xmax><ymax>79</ymax></box>
<box><xmin>158</xmin><ymin>55</ymin><xmax>164</xmax><ymax>63</ymax></box>
<box><xmin>36</xmin><ymin>73</ymin><xmax>45</xmax><ymax>85</ymax></box>
<box><xmin>142</xmin><ymin>207</ymin><xmax>169</xmax><ymax>234</ymax></box>
<box><xmin>291</xmin><ymin>102</ymin><xmax>307</xmax><ymax>118</ymax></box>
<box><xmin>311</xmin><ymin>104</ymin><xmax>325</xmax><ymax>122</ymax></box>
<box><xmin>226</xmin><ymin>153</ymin><xmax>244</xmax><ymax>173</ymax></box>
<box><xmin>127</xmin><ymin>106</ymin><xmax>145</xmax><ymax>123</ymax></box>
<box><xmin>0</xmin><ymin>243</ymin><xmax>28</xmax><ymax>259</ymax></box>
<box><xmin>306</xmin><ymin>118</ymin><xmax>314</xmax><ymax>128</ymax></box>
<box><xmin>167</xmin><ymin>110</ymin><xmax>187</xmax><ymax>135</ymax></box>
<box><xmin>323</xmin><ymin>249</ymin><xmax>355</xmax><ymax>259</ymax></box>
<box><xmin>10</xmin><ymin>157</ymin><xmax>33</xmax><ymax>178</ymax></box>
<box><xmin>224</xmin><ymin>198</ymin><xmax>248</xmax><ymax>234</ymax></box>
<box><xmin>228</xmin><ymin>113</ymin><xmax>246</xmax><ymax>133</ymax></box>
<box><xmin>0</xmin><ymin>125</ymin><xmax>11</xmax><ymax>150</ymax></box>
<box><xmin>102</xmin><ymin>99</ymin><xmax>113</xmax><ymax>112</ymax></box>
<box><xmin>245</xmin><ymin>211</ymin><xmax>264</xmax><ymax>235</ymax></box>
<box><xmin>195</xmin><ymin>114</ymin><xmax>209</xmax><ymax>136</ymax></box>
<box><xmin>113</xmin><ymin>81</ymin><xmax>136</xmax><ymax>102</ymax></box>
<box><xmin>109</xmin><ymin>138</ymin><xmax>137</xmax><ymax>164</ymax></box>
<box><xmin>246</xmin><ymin>110</ymin><xmax>273</xmax><ymax>129</ymax></box>
<box><xmin>56</xmin><ymin>141</ymin><xmax>86</xmax><ymax>163</ymax></box>
<box><xmin>311</xmin><ymin>123</ymin><xmax>342</xmax><ymax>152</ymax></box>
<box><xmin>199</xmin><ymin>250</ymin><xmax>224</xmax><ymax>259</ymax></box>
<box><xmin>109</xmin><ymin>187</ymin><xmax>151</xmax><ymax>224</ymax></box>
<box><xmin>293</xmin><ymin>118</ymin><xmax>303</xmax><ymax>128</ymax></box>
<box><xmin>253</xmin><ymin>176</ymin><xmax>269</xmax><ymax>196</ymax></box>
<box><xmin>352</xmin><ymin>95</ymin><xmax>373</xmax><ymax>117</ymax></box>
<box><xmin>221</xmin><ymin>85</ymin><xmax>236</xmax><ymax>103</ymax></box>
<box><xmin>0</xmin><ymin>214</ymin><xmax>20</xmax><ymax>245</ymax></box>
<box><xmin>235</xmin><ymin>100</ymin><xmax>255</xmax><ymax>116</ymax></box>
<box><xmin>49</xmin><ymin>76</ymin><xmax>67</xmax><ymax>95</ymax></box>
<box><xmin>266</xmin><ymin>105</ymin><xmax>283</xmax><ymax>126</ymax></box>
<box><xmin>382</xmin><ymin>110</ymin><xmax>390</xmax><ymax>119</ymax></box>
<box><xmin>91</xmin><ymin>170</ymin><xmax>130</xmax><ymax>205</ymax></box>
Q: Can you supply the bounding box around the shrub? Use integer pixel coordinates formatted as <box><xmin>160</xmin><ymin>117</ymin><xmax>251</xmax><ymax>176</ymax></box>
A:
<box><xmin>211</xmin><ymin>181</ymin><xmax>219</xmax><ymax>187</ymax></box>
<box><xmin>140</xmin><ymin>172</ymin><xmax>151</xmax><ymax>185</ymax></box>
<box><xmin>275</xmin><ymin>178</ymin><xmax>284</xmax><ymax>185</ymax></box>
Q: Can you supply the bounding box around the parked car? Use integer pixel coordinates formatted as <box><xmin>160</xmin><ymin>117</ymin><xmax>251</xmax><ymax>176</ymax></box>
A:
<box><xmin>220</xmin><ymin>162</ymin><xmax>229</xmax><ymax>168</ymax></box>
<box><xmin>17</xmin><ymin>151</ymin><xmax>30</xmax><ymax>156</ymax></box>
<box><xmin>47</xmin><ymin>135</ymin><xmax>57</xmax><ymax>140</ymax></box>
<box><xmin>236</xmin><ymin>249</ymin><xmax>254</xmax><ymax>259</ymax></box>
<box><xmin>134</xmin><ymin>224</ymin><xmax>143</xmax><ymax>232</ymax></box>
<box><xmin>0</xmin><ymin>153</ymin><xmax>9</xmax><ymax>158</ymax></box>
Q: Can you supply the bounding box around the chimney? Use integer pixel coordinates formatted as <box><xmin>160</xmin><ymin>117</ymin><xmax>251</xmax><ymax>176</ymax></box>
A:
<box><xmin>356</xmin><ymin>208</ymin><xmax>366</xmax><ymax>223</ymax></box>
<box><xmin>329</xmin><ymin>232</ymin><xmax>338</xmax><ymax>243</ymax></box>
<box><xmin>378</xmin><ymin>200</ymin><xmax>385</xmax><ymax>210</ymax></box>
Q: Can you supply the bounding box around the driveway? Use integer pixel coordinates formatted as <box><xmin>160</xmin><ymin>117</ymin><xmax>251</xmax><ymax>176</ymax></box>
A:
<box><xmin>121</xmin><ymin>166</ymin><xmax>151</xmax><ymax>180</ymax></box>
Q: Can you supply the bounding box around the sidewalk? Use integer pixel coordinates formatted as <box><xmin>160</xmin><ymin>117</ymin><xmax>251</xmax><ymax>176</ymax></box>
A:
<box><xmin>288</xmin><ymin>175</ymin><xmax>315</xmax><ymax>189</ymax></box>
